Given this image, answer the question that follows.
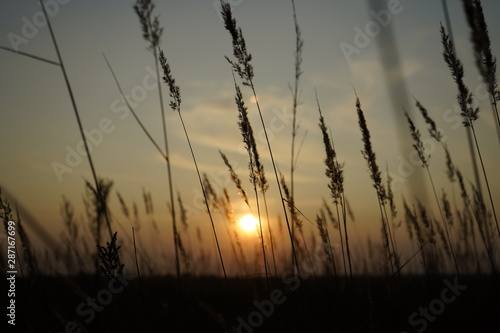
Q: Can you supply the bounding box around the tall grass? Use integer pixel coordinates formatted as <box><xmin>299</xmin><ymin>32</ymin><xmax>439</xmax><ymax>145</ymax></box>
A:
<box><xmin>231</xmin><ymin>72</ymin><xmax>270</xmax><ymax>286</ymax></box>
<box><xmin>39</xmin><ymin>0</ymin><xmax>113</xmax><ymax>243</ymax></box>
<box><xmin>289</xmin><ymin>0</ymin><xmax>304</xmax><ymax>274</ymax></box>
<box><xmin>4</xmin><ymin>2</ymin><xmax>500</xmax><ymax>331</ymax></box>
<box><xmin>461</xmin><ymin>0</ymin><xmax>500</xmax><ymax>148</ymax></box>
<box><xmin>404</xmin><ymin>111</ymin><xmax>460</xmax><ymax>274</ymax></box>
<box><xmin>3</xmin><ymin>2</ymin><xmax>500</xmax><ymax>331</ymax></box>
<box><xmin>355</xmin><ymin>93</ymin><xmax>399</xmax><ymax>276</ymax></box>
<box><xmin>158</xmin><ymin>49</ymin><xmax>230</xmax><ymax>288</ymax></box>
<box><xmin>316</xmin><ymin>92</ymin><xmax>352</xmax><ymax>283</ymax></box>
<box><xmin>441</xmin><ymin>23</ymin><xmax>499</xmax><ymax>239</ymax></box>
<box><xmin>133</xmin><ymin>0</ymin><xmax>182</xmax><ymax>287</ymax></box>
<box><xmin>220</xmin><ymin>1</ymin><xmax>301</xmax><ymax>277</ymax></box>
<box><xmin>441</xmin><ymin>0</ymin><xmax>484</xmax><ymax>222</ymax></box>
<box><xmin>1</xmin><ymin>0</ymin><xmax>496</xmax><ymax>283</ymax></box>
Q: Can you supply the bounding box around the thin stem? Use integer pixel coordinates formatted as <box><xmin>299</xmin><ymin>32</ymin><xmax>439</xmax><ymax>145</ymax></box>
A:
<box><xmin>263</xmin><ymin>193</ymin><xmax>278</xmax><ymax>278</ymax></box>
<box><xmin>391</xmin><ymin>240</ymin><xmax>429</xmax><ymax>279</ymax></box>
<box><xmin>132</xmin><ymin>227</ymin><xmax>145</xmax><ymax>307</ymax></box>
<box><xmin>341</xmin><ymin>194</ymin><xmax>353</xmax><ymax>283</ymax></box>
<box><xmin>381</xmin><ymin>202</ymin><xmax>400</xmax><ymax>275</ymax></box>
<box><xmin>290</xmin><ymin>0</ymin><xmax>303</xmax><ymax>268</ymax></box>
<box><xmin>40</xmin><ymin>0</ymin><xmax>112</xmax><ymax>240</ymax></box>
<box><xmin>152</xmin><ymin>46</ymin><xmax>182</xmax><ymax>287</ymax></box>
<box><xmin>324</xmin><ymin>225</ymin><xmax>339</xmax><ymax>288</ymax></box>
<box><xmin>426</xmin><ymin>167</ymin><xmax>460</xmax><ymax>275</ymax></box>
<box><xmin>441</xmin><ymin>0</ymin><xmax>484</xmax><ymax>209</ymax></box>
<box><xmin>0</xmin><ymin>45</ymin><xmax>60</xmax><ymax>66</ymax></box>
<box><xmin>176</xmin><ymin>111</ymin><xmax>229</xmax><ymax>290</ymax></box>
<box><xmin>377</xmin><ymin>199</ymin><xmax>395</xmax><ymax>277</ymax></box>
<box><xmin>470</xmin><ymin>125</ymin><xmax>499</xmax><ymax>238</ymax></box>
<box><xmin>491</xmin><ymin>96</ymin><xmax>500</xmax><ymax>149</ymax></box>
<box><xmin>250</xmin><ymin>85</ymin><xmax>301</xmax><ymax>277</ymax></box>
<box><xmin>334</xmin><ymin>203</ymin><xmax>348</xmax><ymax>281</ymax></box>
<box><xmin>102</xmin><ymin>54</ymin><xmax>166</xmax><ymax>159</ymax></box>
<box><xmin>457</xmin><ymin>169</ymin><xmax>496</xmax><ymax>272</ymax></box>
<box><xmin>253</xmin><ymin>181</ymin><xmax>270</xmax><ymax>289</ymax></box>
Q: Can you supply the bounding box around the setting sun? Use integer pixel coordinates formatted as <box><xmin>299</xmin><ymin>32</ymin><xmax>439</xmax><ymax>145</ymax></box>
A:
<box><xmin>239</xmin><ymin>214</ymin><xmax>258</xmax><ymax>233</ymax></box>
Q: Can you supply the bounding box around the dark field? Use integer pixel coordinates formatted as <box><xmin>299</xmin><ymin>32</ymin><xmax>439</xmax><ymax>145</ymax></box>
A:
<box><xmin>2</xmin><ymin>1</ymin><xmax>500</xmax><ymax>332</ymax></box>
<box><xmin>5</xmin><ymin>274</ymin><xmax>499</xmax><ymax>332</ymax></box>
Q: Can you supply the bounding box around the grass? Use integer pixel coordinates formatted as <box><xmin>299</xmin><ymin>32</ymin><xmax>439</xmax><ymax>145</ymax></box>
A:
<box><xmin>221</xmin><ymin>1</ymin><xmax>301</xmax><ymax>278</ymax></box>
<box><xmin>134</xmin><ymin>0</ymin><xmax>182</xmax><ymax>288</ymax></box>
<box><xmin>1</xmin><ymin>0</ymin><xmax>500</xmax><ymax>332</ymax></box>
<box><xmin>317</xmin><ymin>91</ymin><xmax>352</xmax><ymax>283</ymax></box>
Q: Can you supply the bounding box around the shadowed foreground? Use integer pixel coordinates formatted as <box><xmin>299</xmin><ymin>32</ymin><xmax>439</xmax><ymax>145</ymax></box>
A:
<box><xmin>7</xmin><ymin>274</ymin><xmax>500</xmax><ymax>332</ymax></box>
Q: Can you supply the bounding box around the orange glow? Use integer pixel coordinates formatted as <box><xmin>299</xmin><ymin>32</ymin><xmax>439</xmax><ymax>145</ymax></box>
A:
<box><xmin>239</xmin><ymin>214</ymin><xmax>258</xmax><ymax>233</ymax></box>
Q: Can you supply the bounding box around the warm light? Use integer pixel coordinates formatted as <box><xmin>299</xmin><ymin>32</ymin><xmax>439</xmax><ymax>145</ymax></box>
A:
<box><xmin>239</xmin><ymin>214</ymin><xmax>258</xmax><ymax>233</ymax></box>
<box><xmin>250</xmin><ymin>96</ymin><xmax>258</xmax><ymax>103</ymax></box>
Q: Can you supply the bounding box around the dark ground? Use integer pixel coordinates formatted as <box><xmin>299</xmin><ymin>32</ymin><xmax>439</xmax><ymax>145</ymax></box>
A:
<box><xmin>3</xmin><ymin>273</ymin><xmax>500</xmax><ymax>333</ymax></box>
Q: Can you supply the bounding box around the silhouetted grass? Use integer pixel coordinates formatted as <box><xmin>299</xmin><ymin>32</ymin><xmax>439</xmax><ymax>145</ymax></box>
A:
<box><xmin>1</xmin><ymin>1</ymin><xmax>500</xmax><ymax>332</ymax></box>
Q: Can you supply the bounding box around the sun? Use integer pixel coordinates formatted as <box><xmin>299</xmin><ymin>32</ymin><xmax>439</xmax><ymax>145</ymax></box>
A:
<box><xmin>239</xmin><ymin>214</ymin><xmax>258</xmax><ymax>233</ymax></box>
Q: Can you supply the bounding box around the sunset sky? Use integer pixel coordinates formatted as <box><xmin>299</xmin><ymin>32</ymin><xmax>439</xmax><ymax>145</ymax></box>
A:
<box><xmin>1</xmin><ymin>0</ymin><xmax>499</xmax><ymax>274</ymax></box>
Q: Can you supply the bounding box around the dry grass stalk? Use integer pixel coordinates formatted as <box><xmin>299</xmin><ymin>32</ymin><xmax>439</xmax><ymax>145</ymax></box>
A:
<box><xmin>219</xmin><ymin>150</ymin><xmax>250</xmax><ymax>208</ymax></box>
<box><xmin>316</xmin><ymin>211</ymin><xmax>338</xmax><ymax>283</ymax></box>
<box><xmin>461</xmin><ymin>0</ymin><xmax>500</xmax><ymax>143</ymax></box>
<box><xmin>116</xmin><ymin>192</ymin><xmax>130</xmax><ymax>219</ymax></box>
<box><xmin>355</xmin><ymin>94</ymin><xmax>397</xmax><ymax>276</ymax></box>
<box><xmin>221</xmin><ymin>1</ymin><xmax>300</xmax><ymax>276</ymax></box>
<box><xmin>289</xmin><ymin>0</ymin><xmax>304</xmax><ymax>267</ymax></box>
<box><xmin>404</xmin><ymin>201</ymin><xmax>428</xmax><ymax>274</ymax></box>
<box><xmin>280</xmin><ymin>173</ymin><xmax>309</xmax><ymax>261</ymax></box>
<box><xmin>414</xmin><ymin>98</ymin><xmax>476</xmax><ymax>268</ymax></box>
<box><xmin>440</xmin><ymin>3</ymin><xmax>485</xmax><ymax>214</ymax></box>
<box><xmin>418</xmin><ymin>202</ymin><xmax>442</xmax><ymax>274</ymax></box>
<box><xmin>455</xmin><ymin>169</ymin><xmax>484</xmax><ymax>270</ymax></box>
<box><xmin>470</xmin><ymin>185</ymin><xmax>497</xmax><ymax>272</ymax></box>
<box><xmin>385</xmin><ymin>167</ymin><xmax>401</xmax><ymax>273</ymax></box>
<box><xmin>132</xmin><ymin>227</ymin><xmax>145</xmax><ymax>310</ymax></box>
<box><xmin>221</xmin><ymin>2</ymin><xmax>253</xmax><ymax>87</ymax></box>
<box><xmin>159</xmin><ymin>49</ymin><xmax>229</xmax><ymax>288</ymax></box>
<box><xmin>39</xmin><ymin>0</ymin><xmax>113</xmax><ymax>242</ymax></box>
<box><xmin>85</xmin><ymin>178</ymin><xmax>113</xmax><ymax>258</ymax></box>
<box><xmin>177</xmin><ymin>193</ymin><xmax>189</xmax><ymax>232</ymax></box>
<box><xmin>441</xmin><ymin>24</ymin><xmax>499</xmax><ymax>238</ymax></box>
<box><xmin>218</xmin><ymin>151</ymin><xmax>262</xmax><ymax>275</ymax></box>
<box><xmin>231</xmin><ymin>73</ymin><xmax>270</xmax><ymax>286</ymax></box>
<box><xmin>316</xmin><ymin>92</ymin><xmax>352</xmax><ymax>282</ymax></box>
<box><xmin>404</xmin><ymin>111</ymin><xmax>460</xmax><ymax>274</ymax></box>
<box><xmin>97</xmin><ymin>231</ymin><xmax>124</xmax><ymax>279</ymax></box>
<box><xmin>133</xmin><ymin>0</ymin><xmax>181</xmax><ymax>286</ymax></box>
<box><xmin>222</xmin><ymin>189</ymin><xmax>249</xmax><ymax>276</ymax></box>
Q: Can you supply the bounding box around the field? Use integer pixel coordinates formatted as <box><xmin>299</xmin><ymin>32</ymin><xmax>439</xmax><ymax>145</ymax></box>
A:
<box><xmin>1</xmin><ymin>0</ymin><xmax>500</xmax><ymax>332</ymax></box>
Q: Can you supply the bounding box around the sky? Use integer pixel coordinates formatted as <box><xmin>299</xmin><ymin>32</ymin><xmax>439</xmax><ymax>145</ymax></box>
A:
<box><xmin>1</xmin><ymin>0</ymin><xmax>499</xmax><ymax>274</ymax></box>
